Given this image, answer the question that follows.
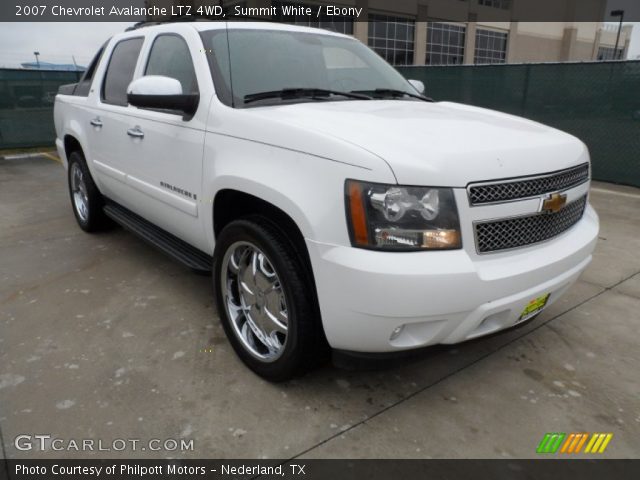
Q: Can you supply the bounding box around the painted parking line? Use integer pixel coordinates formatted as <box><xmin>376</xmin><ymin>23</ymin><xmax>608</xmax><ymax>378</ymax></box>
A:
<box><xmin>1</xmin><ymin>151</ymin><xmax>61</xmax><ymax>163</ymax></box>
<box><xmin>41</xmin><ymin>152</ymin><xmax>62</xmax><ymax>163</ymax></box>
<box><xmin>591</xmin><ymin>187</ymin><xmax>640</xmax><ymax>199</ymax></box>
<box><xmin>3</xmin><ymin>152</ymin><xmax>45</xmax><ymax>160</ymax></box>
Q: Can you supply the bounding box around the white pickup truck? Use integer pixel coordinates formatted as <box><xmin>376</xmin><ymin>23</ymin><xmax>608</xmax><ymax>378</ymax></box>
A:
<box><xmin>54</xmin><ymin>22</ymin><xmax>599</xmax><ymax>380</ymax></box>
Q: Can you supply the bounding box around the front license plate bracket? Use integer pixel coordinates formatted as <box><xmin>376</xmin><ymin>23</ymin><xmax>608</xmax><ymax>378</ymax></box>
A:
<box><xmin>518</xmin><ymin>293</ymin><xmax>551</xmax><ymax>322</ymax></box>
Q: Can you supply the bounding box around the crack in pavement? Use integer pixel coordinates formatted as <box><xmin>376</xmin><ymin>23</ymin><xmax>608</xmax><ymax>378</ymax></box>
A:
<box><xmin>288</xmin><ymin>269</ymin><xmax>640</xmax><ymax>460</ymax></box>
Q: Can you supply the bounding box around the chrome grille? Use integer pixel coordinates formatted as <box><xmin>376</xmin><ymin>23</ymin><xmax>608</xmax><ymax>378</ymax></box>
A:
<box><xmin>468</xmin><ymin>164</ymin><xmax>589</xmax><ymax>205</ymax></box>
<box><xmin>475</xmin><ymin>195</ymin><xmax>588</xmax><ymax>253</ymax></box>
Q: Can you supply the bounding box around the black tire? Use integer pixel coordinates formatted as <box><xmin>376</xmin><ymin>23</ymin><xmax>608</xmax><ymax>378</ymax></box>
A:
<box><xmin>67</xmin><ymin>150</ymin><xmax>110</xmax><ymax>232</ymax></box>
<box><xmin>213</xmin><ymin>216</ymin><xmax>327</xmax><ymax>381</ymax></box>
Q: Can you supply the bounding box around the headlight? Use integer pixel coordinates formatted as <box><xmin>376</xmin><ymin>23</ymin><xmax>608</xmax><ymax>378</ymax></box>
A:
<box><xmin>345</xmin><ymin>180</ymin><xmax>462</xmax><ymax>251</ymax></box>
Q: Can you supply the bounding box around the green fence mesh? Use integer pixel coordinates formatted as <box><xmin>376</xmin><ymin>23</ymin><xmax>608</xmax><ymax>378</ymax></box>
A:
<box><xmin>398</xmin><ymin>60</ymin><xmax>640</xmax><ymax>188</ymax></box>
<box><xmin>2</xmin><ymin>63</ymin><xmax>639</xmax><ymax>187</ymax></box>
<box><xmin>0</xmin><ymin>68</ymin><xmax>82</xmax><ymax>150</ymax></box>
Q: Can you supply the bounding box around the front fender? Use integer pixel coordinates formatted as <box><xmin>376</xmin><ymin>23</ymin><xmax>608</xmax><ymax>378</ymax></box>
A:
<box><xmin>201</xmin><ymin>132</ymin><xmax>396</xmax><ymax>253</ymax></box>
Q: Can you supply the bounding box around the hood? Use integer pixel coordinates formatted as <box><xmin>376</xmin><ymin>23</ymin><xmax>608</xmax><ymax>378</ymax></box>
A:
<box><xmin>241</xmin><ymin>100</ymin><xmax>588</xmax><ymax>187</ymax></box>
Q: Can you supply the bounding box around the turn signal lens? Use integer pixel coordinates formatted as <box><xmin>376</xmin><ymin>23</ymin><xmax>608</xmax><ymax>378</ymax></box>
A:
<box><xmin>347</xmin><ymin>180</ymin><xmax>369</xmax><ymax>246</ymax></box>
<box><xmin>423</xmin><ymin>229</ymin><xmax>461</xmax><ymax>249</ymax></box>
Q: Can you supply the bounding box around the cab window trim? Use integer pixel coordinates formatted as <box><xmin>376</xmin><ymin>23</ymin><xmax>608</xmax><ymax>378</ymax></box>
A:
<box><xmin>100</xmin><ymin>36</ymin><xmax>144</xmax><ymax>107</ymax></box>
<box><xmin>143</xmin><ymin>32</ymin><xmax>200</xmax><ymax>95</ymax></box>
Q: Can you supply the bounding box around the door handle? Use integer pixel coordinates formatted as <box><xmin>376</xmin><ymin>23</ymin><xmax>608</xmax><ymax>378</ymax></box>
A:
<box><xmin>127</xmin><ymin>126</ymin><xmax>144</xmax><ymax>139</ymax></box>
<box><xmin>90</xmin><ymin>117</ymin><xmax>103</xmax><ymax>127</ymax></box>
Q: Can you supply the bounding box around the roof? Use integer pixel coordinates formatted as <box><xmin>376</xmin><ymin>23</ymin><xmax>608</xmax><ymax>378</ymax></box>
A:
<box><xmin>192</xmin><ymin>22</ymin><xmax>347</xmax><ymax>37</ymax></box>
<box><xmin>126</xmin><ymin>20</ymin><xmax>349</xmax><ymax>38</ymax></box>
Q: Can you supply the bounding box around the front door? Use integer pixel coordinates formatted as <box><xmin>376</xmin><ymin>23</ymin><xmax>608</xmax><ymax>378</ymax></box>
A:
<box><xmin>119</xmin><ymin>32</ymin><xmax>208</xmax><ymax>251</ymax></box>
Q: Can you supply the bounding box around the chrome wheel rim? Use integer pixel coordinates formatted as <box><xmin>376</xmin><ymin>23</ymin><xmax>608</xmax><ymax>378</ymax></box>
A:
<box><xmin>70</xmin><ymin>163</ymin><xmax>89</xmax><ymax>223</ymax></box>
<box><xmin>221</xmin><ymin>241</ymin><xmax>289</xmax><ymax>362</ymax></box>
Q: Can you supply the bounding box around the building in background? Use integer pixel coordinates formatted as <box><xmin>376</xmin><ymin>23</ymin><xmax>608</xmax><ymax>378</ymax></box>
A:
<box><xmin>159</xmin><ymin>0</ymin><xmax>634</xmax><ymax>66</ymax></box>
<box><xmin>20</xmin><ymin>61</ymin><xmax>86</xmax><ymax>71</ymax></box>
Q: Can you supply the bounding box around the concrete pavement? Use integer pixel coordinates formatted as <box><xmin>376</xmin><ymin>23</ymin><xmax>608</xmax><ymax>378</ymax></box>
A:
<box><xmin>0</xmin><ymin>155</ymin><xmax>638</xmax><ymax>459</ymax></box>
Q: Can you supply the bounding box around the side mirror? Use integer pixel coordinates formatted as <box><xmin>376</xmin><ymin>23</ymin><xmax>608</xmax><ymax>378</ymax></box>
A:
<box><xmin>127</xmin><ymin>76</ymin><xmax>198</xmax><ymax>116</ymax></box>
<box><xmin>408</xmin><ymin>79</ymin><xmax>425</xmax><ymax>95</ymax></box>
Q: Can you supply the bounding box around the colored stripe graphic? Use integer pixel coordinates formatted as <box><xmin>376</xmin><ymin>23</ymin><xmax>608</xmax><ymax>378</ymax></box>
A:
<box><xmin>584</xmin><ymin>434</ymin><xmax>599</xmax><ymax>453</ymax></box>
<box><xmin>598</xmin><ymin>434</ymin><xmax>613</xmax><ymax>453</ymax></box>
<box><xmin>537</xmin><ymin>433</ymin><xmax>566</xmax><ymax>453</ymax></box>
<box><xmin>585</xmin><ymin>433</ymin><xmax>614</xmax><ymax>453</ymax></box>
<box><xmin>560</xmin><ymin>433</ymin><xmax>588</xmax><ymax>453</ymax></box>
<box><xmin>560</xmin><ymin>433</ymin><xmax>575</xmax><ymax>453</ymax></box>
<box><xmin>536</xmin><ymin>433</ymin><xmax>553</xmax><ymax>453</ymax></box>
<box><xmin>538</xmin><ymin>433</ymin><xmax>612</xmax><ymax>454</ymax></box>
<box><xmin>574</xmin><ymin>433</ymin><xmax>589</xmax><ymax>453</ymax></box>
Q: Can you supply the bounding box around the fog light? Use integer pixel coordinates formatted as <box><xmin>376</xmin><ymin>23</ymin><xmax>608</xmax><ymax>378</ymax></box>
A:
<box><xmin>390</xmin><ymin>325</ymin><xmax>404</xmax><ymax>341</ymax></box>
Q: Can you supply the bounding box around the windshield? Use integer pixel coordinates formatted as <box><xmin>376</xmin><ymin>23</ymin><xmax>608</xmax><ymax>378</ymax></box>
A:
<box><xmin>200</xmin><ymin>28</ymin><xmax>417</xmax><ymax>107</ymax></box>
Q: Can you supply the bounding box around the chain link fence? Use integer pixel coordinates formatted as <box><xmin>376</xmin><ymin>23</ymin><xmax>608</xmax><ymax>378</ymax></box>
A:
<box><xmin>0</xmin><ymin>68</ymin><xmax>82</xmax><ymax>150</ymax></box>
<box><xmin>398</xmin><ymin>60</ymin><xmax>640</xmax><ymax>188</ymax></box>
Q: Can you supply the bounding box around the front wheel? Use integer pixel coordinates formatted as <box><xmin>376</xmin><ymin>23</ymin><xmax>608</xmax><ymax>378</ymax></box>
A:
<box><xmin>213</xmin><ymin>217</ymin><xmax>325</xmax><ymax>381</ymax></box>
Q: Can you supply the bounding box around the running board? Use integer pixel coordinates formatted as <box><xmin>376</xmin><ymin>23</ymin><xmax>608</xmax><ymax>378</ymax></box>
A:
<box><xmin>103</xmin><ymin>201</ymin><xmax>212</xmax><ymax>273</ymax></box>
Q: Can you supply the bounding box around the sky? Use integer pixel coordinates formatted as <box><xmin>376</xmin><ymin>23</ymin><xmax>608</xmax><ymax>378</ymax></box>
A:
<box><xmin>0</xmin><ymin>21</ymin><xmax>638</xmax><ymax>69</ymax></box>
<box><xmin>0</xmin><ymin>22</ymin><xmax>134</xmax><ymax>68</ymax></box>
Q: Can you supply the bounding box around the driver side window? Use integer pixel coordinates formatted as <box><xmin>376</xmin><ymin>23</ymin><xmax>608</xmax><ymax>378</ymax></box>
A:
<box><xmin>145</xmin><ymin>34</ymin><xmax>199</xmax><ymax>94</ymax></box>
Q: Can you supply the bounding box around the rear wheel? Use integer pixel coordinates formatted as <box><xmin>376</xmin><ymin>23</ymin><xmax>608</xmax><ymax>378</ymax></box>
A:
<box><xmin>213</xmin><ymin>217</ymin><xmax>326</xmax><ymax>381</ymax></box>
<box><xmin>67</xmin><ymin>151</ymin><xmax>110</xmax><ymax>232</ymax></box>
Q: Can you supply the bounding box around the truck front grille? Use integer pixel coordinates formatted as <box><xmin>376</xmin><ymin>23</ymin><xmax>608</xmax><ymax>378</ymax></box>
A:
<box><xmin>474</xmin><ymin>195</ymin><xmax>588</xmax><ymax>253</ymax></box>
<box><xmin>468</xmin><ymin>164</ymin><xmax>589</xmax><ymax>205</ymax></box>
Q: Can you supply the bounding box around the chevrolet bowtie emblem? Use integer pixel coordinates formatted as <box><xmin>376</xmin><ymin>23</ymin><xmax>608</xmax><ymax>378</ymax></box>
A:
<box><xmin>541</xmin><ymin>193</ymin><xmax>568</xmax><ymax>213</ymax></box>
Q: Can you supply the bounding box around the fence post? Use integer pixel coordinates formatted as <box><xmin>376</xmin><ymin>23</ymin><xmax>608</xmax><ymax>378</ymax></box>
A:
<box><xmin>520</xmin><ymin>63</ymin><xmax>531</xmax><ymax>116</ymax></box>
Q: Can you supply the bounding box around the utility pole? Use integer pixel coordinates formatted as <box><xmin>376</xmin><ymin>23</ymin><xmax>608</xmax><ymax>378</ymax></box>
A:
<box><xmin>610</xmin><ymin>9</ymin><xmax>624</xmax><ymax>59</ymax></box>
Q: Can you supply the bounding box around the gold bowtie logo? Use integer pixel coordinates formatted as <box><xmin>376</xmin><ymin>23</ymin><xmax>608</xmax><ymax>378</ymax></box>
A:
<box><xmin>541</xmin><ymin>193</ymin><xmax>568</xmax><ymax>213</ymax></box>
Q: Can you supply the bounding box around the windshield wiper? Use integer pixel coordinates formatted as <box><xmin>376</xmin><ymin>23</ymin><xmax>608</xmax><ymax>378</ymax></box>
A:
<box><xmin>351</xmin><ymin>88</ymin><xmax>433</xmax><ymax>102</ymax></box>
<box><xmin>243</xmin><ymin>88</ymin><xmax>372</xmax><ymax>105</ymax></box>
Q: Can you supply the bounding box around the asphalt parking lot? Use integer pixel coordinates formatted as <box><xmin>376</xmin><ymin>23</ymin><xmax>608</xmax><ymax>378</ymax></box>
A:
<box><xmin>1</xmin><ymin>154</ymin><xmax>639</xmax><ymax>459</ymax></box>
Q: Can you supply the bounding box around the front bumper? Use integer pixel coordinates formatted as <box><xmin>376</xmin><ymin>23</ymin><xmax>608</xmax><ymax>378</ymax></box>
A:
<box><xmin>307</xmin><ymin>204</ymin><xmax>599</xmax><ymax>352</ymax></box>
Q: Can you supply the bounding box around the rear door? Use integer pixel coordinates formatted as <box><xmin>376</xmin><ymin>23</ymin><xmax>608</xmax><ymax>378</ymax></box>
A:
<box><xmin>87</xmin><ymin>36</ymin><xmax>144</xmax><ymax>201</ymax></box>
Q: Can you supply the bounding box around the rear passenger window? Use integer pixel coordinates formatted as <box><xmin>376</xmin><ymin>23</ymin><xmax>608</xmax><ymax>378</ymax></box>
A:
<box><xmin>145</xmin><ymin>35</ymin><xmax>198</xmax><ymax>94</ymax></box>
<box><xmin>75</xmin><ymin>45</ymin><xmax>105</xmax><ymax>97</ymax></box>
<box><xmin>102</xmin><ymin>37</ymin><xmax>143</xmax><ymax>106</ymax></box>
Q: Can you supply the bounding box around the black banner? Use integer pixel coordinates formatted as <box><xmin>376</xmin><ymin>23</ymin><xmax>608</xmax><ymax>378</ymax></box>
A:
<box><xmin>2</xmin><ymin>460</ymin><xmax>640</xmax><ymax>480</ymax></box>
<box><xmin>2</xmin><ymin>0</ymin><xmax>640</xmax><ymax>23</ymax></box>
